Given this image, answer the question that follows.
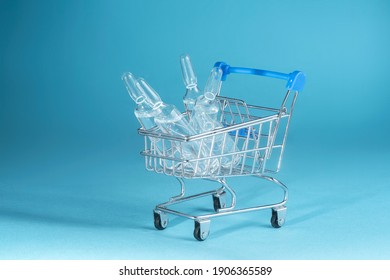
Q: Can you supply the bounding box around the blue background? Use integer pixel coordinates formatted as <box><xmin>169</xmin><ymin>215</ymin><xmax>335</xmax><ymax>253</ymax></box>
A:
<box><xmin>1</xmin><ymin>0</ymin><xmax>389</xmax><ymax>259</ymax></box>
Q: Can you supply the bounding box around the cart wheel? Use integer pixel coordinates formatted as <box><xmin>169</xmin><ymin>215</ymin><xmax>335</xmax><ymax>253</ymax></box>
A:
<box><xmin>212</xmin><ymin>191</ymin><xmax>227</xmax><ymax>212</ymax></box>
<box><xmin>193</xmin><ymin>220</ymin><xmax>210</xmax><ymax>241</ymax></box>
<box><xmin>271</xmin><ymin>206</ymin><xmax>287</xmax><ymax>228</ymax></box>
<box><xmin>154</xmin><ymin>210</ymin><xmax>168</xmax><ymax>230</ymax></box>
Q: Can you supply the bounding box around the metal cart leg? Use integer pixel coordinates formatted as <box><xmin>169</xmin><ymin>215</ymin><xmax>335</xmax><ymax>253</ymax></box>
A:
<box><xmin>152</xmin><ymin>175</ymin><xmax>288</xmax><ymax>241</ymax></box>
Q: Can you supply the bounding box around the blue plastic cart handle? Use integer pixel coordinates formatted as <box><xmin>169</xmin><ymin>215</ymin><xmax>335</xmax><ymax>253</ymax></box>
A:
<box><xmin>214</xmin><ymin>62</ymin><xmax>306</xmax><ymax>91</ymax></box>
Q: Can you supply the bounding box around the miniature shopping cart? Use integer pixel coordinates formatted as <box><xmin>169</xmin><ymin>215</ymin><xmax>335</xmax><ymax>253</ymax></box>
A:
<box><xmin>137</xmin><ymin>62</ymin><xmax>305</xmax><ymax>241</ymax></box>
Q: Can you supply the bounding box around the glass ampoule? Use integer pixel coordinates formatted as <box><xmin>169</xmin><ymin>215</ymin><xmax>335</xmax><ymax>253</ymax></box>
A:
<box><xmin>180</xmin><ymin>54</ymin><xmax>202</xmax><ymax>117</ymax></box>
<box><xmin>192</xmin><ymin>67</ymin><xmax>241</xmax><ymax>169</ymax></box>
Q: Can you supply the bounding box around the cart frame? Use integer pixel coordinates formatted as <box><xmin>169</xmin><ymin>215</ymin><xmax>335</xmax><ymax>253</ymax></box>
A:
<box><xmin>137</xmin><ymin>62</ymin><xmax>305</xmax><ymax>240</ymax></box>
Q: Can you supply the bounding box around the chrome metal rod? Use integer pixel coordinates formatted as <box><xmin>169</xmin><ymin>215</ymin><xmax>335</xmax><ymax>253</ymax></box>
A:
<box><xmin>170</xmin><ymin>177</ymin><xmax>186</xmax><ymax>202</ymax></box>
<box><xmin>157</xmin><ymin>189</ymin><xmax>218</xmax><ymax>209</ymax></box>
<box><xmin>155</xmin><ymin>175</ymin><xmax>287</xmax><ymax>221</ymax></box>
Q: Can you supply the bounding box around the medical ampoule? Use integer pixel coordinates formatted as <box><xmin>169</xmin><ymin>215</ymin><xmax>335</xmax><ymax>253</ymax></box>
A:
<box><xmin>192</xmin><ymin>67</ymin><xmax>241</xmax><ymax>168</ymax></box>
<box><xmin>122</xmin><ymin>72</ymin><xmax>164</xmax><ymax>161</ymax></box>
<box><xmin>180</xmin><ymin>54</ymin><xmax>202</xmax><ymax>117</ymax></box>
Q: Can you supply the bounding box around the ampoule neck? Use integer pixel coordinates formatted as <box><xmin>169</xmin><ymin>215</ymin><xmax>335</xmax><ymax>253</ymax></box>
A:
<box><xmin>195</xmin><ymin>94</ymin><xmax>216</xmax><ymax>106</ymax></box>
<box><xmin>136</xmin><ymin>78</ymin><xmax>164</xmax><ymax>108</ymax></box>
<box><xmin>136</xmin><ymin>97</ymin><xmax>153</xmax><ymax>112</ymax></box>
<box><xmin>151</xmin><ymin>101</ymin><xmax>165</xmax><ymax>110</ymax></box>
<box><xmin>186</xmin><ymin>83</ymin><xmax>199</xmax><ymax>90</ymax></box>
<box><xmin>204</xmin><ymin>91</ymin><xmax>216</xmax><ymax>101</ymax></box>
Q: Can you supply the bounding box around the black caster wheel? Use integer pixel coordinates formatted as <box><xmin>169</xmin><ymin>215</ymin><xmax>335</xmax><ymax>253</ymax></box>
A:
<box><xmin>154</xmin><ymin>210</ymin><xmax>168</xmax><ymax>230</ymax></box>
<box><xmin>212</xmin><ymin>191</ymin><xmax>227</xmax><ymax>212</ymax></box>
<box><xmin>193</xmin><ymin>220</ymin><xmax>210</xmax><ymax>241</ymax></box>
<box><xmin>271</xmin><ymin>206</ymin><xmax>287</xmax><ymax>228</ymax></box>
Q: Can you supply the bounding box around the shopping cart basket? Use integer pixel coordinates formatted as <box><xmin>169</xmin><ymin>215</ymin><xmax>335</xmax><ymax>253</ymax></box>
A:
<box><xmin>137</xmin><ymin>62</ymin><xmax>305</xmax><ymax>241</ymax></box>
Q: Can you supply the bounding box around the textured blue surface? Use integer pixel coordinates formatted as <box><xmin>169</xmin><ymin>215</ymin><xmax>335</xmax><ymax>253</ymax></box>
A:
<box><xmin>1</xmin><ymin>0</ymin><xmax>390</xmax><ymax>259</ymax></box>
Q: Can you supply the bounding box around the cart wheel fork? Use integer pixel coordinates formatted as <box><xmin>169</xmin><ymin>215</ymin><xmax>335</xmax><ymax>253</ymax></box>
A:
<box><xmin>271</xmin><ymin>206</ymin><xmax>287</xmax><ymax>228</ymax></box>
<box><xmin>212</xmin><ymin>190</ymin><xmax>227</xmax><ymax>212</ymax></box>
<box><xmin>154</xmin><ymin>210</ymin><xmax>168</xmax><ymax>230</ymax></box>
<box><xmin>194</xmin><ymin>219</ymin><xmax>211</xmax><ymax>241</ymax></box>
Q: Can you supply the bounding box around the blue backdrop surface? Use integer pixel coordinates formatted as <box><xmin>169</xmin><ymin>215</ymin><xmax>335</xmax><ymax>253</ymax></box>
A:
<box><xmin>1</xmin><ymin>0</ymin><xmax>389</xmax><ymax>259</ymax></box>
